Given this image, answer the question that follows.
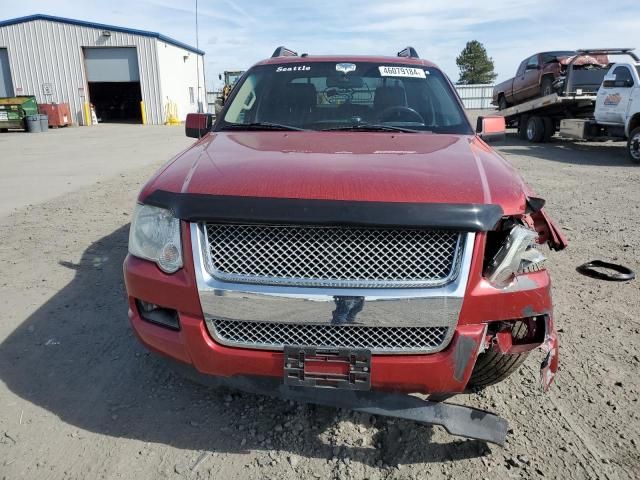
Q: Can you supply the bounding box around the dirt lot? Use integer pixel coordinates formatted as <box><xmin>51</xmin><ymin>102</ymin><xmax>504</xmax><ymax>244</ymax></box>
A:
<box><xmin>0</xmin><ymin>124</ymin><xmax>639</xmax><ymax>480</ymax></box>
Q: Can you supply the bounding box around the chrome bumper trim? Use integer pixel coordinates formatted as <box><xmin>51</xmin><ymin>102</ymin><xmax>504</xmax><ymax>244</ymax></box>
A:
<box><xmin>191</xmin><ymin>224</ymin><xmax>474</xmax><ymax>352</ymax></box>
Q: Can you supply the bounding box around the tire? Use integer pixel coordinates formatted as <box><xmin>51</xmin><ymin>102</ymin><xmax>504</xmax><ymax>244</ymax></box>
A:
<box><xmin>468</xmin><ymin>321</ymin><xmax>530</xmax><ymax>388</ymax></box>
<box><xmin>542</xmin><ymin>117</ymin><xmax>555</xmax><ymax>142</ymax></box>
<box><xmin>540</xmin><ymin>77</ymin><xmax>554</xmax><ymax>97</ymax></box>
<box><xmin>628</xmin><ymin>127</ymin><xmax>640</xmax><ymax>164</ymax></box>
<box><xmin>526</xmin><ymin>116</ymin><xmax>545</xmax><ymax>142</ymax></box>
<box><xmin>498</xmin><ymin>95</ymin><xmax>509</xmax><ymax>111</ymax></box>
<box><xmin>517</xmin><ymin>115</ymin><xmax>529</xmax><ymax>140</ymax></box>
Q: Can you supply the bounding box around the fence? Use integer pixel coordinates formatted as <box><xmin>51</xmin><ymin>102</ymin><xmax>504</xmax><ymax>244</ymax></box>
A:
<box><xmin>206</xmin><ymin>86</ymin><xmax>495</xmax><ymax>114</ymax></box>
<box><xmin>455</xmin><ymin>84</ymin><xmax>495</xmax><ymax>110</ymax></box>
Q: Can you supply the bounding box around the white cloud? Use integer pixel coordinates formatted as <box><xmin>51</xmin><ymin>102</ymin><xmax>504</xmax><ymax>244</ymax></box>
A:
<box><xmin>2</xmin><ymin>0</ymin><xmax>638</xmax><ymax>87</ymax></box>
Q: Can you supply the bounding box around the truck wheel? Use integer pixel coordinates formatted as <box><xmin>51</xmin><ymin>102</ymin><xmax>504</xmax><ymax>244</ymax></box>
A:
<box><xmin>498</xmin><ymin>95</ymin><xmax>509</xmax><ymax>111</ymax></box>
<box><xmin>468</xmin><ymin>321</ymin><xmax>530</xmax><ymax>388</ymax></box>
<box><xmin>517</xmin><ymin>115</ymin><xmax>529</xmax><ymax>139</ymax></box>
<box><xmin>540</xmin><ymin>77</ymin><xmax>554</xmax><ymax>97</ymax></box>
<box><xmin>526</xmin><ymin>116</ymin><xmax>545</xmax><ymax>142</ymax></box>
<box><xmin>628</xmin><ymin>127</ymin><xmax>640</xmax><ymax>164</ymax></box>
<box><xmin>542</xmin><ymin>117</ymin><xmax>555</xmax><ymax>142</ymax></box>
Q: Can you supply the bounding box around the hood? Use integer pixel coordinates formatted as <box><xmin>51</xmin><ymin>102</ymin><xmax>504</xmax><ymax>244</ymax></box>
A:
<box><xmin>140</xmin><ymin>131</ymin><xmax>528</xmax><ymax>216</ymax></box>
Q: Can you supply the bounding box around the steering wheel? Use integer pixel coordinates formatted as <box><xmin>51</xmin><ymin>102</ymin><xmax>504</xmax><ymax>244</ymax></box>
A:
<box><xmin>376</xmin><ymin>105</ymin><xmax>425</xmax><ymax>124</ymax></box>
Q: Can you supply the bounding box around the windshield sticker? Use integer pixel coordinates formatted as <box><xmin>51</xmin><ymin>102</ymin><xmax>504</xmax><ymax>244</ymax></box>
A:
<box><xmin>276</xmin><ymin>65</ymin><xmax>311</xmax><ymax>72</ymax></box>
<box><xmin>378</xmin><ymin>66</ymin><xmax>426</xmax><ymax>78</ymax></box>
<box><xmin>336</xmin><ymin>63</ymin><xmax>357</xmax><ymax>74</ymax></box>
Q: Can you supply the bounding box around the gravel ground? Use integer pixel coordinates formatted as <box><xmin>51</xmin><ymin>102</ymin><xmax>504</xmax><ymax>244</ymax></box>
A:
<box><xmin>0</xmin><ymin>126</ymin><xmax>639</xmax><ymax>480</ymax></box>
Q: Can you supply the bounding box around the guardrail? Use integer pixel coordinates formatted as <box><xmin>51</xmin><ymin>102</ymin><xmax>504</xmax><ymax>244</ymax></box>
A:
<box><xmin>455</xmin><ymin>84</ymin><xmax>495</xmax><ymax>110</ymax></box>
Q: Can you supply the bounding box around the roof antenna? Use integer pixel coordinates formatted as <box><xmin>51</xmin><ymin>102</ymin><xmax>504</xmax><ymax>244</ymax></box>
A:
<box><xmin>195</xmin><ymin>0</ymin><xmax>202</xmax><ymax>113</ymax></box>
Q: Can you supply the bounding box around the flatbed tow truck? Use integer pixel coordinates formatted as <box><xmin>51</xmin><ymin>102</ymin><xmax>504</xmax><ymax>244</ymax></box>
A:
<box><xmin>497</xmin><ymin>48</ymin><xmax>640</xmax><ymax>163</ymax></box>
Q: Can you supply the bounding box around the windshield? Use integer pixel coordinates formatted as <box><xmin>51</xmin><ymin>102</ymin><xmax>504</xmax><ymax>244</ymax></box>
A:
<box><xmin>542</xmin><ymin>51</ymin><xmax>576</xmax><ymax>63</ymax></box>
<box><xmin>218</xmin><ymin>62</ymin><xmax>472</xmax><ymax>134</ymax></box>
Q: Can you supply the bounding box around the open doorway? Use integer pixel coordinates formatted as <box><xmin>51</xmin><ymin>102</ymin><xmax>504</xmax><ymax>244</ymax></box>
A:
<box><xmin>88</xmin><ymin>81</ymin><xmax>142</xmax><ymax>122</ymax></box>
<box><xmin>0</xmin><ymin>48</ymin><xmax>14</xmax><ymax>97</ymax></box>
<box><xmin>84</xmin><ymin>47</ymin><xmax>142</xmax><ymax>123</ymax></box>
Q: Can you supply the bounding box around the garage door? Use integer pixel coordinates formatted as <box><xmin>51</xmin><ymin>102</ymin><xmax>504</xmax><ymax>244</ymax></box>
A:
<box><xmin>84</xmin><ymin>47</ymin><xmax>140</xmax><ymax>82</ymax></box>
<box><xmin>0</xmin><ymin>48</ymin><xmax>14</xmax><ymax>97</ymax></box>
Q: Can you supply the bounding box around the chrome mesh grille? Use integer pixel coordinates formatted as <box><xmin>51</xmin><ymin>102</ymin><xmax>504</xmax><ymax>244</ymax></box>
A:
<box><xmin>209</xmin><ymin>319</ymin><xmax>450</xmax><ymax>353</ymax></box>
<box><xmin>203</xmin><ymin>224</ymin><xmax>463</xmax><ymax>288</ymax></box>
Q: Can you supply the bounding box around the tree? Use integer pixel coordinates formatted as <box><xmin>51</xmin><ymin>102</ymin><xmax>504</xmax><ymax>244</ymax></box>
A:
<box><xmin>456</xmin><ymin>40</ymin><xmax>497</xmax><ymax>85</ymax></box>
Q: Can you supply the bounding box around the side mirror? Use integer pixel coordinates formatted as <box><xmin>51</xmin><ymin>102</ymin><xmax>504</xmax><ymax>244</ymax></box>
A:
<box><xmin>525</xmin><ymin>64</ymin><xmax>539</xmax><ymax>71</ymax></box>
<box><xmin>185</xmin><ymin>113</ymin><xmax>214</xmax><ymax>139</ymax></box>
<box><xmin>476</xmin><ymin>115</ymin><xmax>506</xmax><ymax>142</ymax></box>
<box><xmin>218</xmin><ymin>74</ymin><xmax>222</xmax><ymax>81</ymax></box>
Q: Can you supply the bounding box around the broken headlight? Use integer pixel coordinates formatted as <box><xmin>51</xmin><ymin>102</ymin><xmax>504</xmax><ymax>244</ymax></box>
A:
<box><xmin>485</xmin><ymin>225</ymin><xmax>546</xmax><ymax>287</ymax></box>
<box><xmin>128</xmin><ymin>204</ymin><xmax>183</xmax><ymax>273</ymax></box>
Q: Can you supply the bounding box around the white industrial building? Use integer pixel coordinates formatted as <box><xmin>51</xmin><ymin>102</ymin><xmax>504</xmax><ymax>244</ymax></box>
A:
<box><xmin>0</xmin><ymin>14</ymin><xmax>206</xmax><ymax>125</ymax></box>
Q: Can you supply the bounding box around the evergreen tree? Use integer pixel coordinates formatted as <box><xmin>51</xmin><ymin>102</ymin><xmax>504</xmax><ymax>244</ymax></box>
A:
<box><xmin>456</xmin><ymin>41</ymin><xmax>497</xmax><ymax>85</ymax></box>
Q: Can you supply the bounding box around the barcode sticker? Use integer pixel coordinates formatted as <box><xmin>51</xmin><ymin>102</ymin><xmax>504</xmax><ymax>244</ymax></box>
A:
<box><xmin>378</xmin><ymin>66</ymin><xmax>426</xmax><ymax>78</ymax></box>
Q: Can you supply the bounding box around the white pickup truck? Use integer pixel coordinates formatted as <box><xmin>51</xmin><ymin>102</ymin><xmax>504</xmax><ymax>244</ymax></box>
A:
<box><xmin>560</xmin><ymin>61</ymin><xmax>640</xmax><ymax>163</ymax></box>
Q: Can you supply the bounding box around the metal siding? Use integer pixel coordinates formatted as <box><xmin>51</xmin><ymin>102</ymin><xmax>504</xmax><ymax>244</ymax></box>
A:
<box><xmin>455</xmin><ymin>84</ymin><xmax>495</xmax><ymax>110</ymax></box>
<box><xmin>0</xmin><ymin>18</ymin><xmax>165</xmax><ymax>124</ymax></box>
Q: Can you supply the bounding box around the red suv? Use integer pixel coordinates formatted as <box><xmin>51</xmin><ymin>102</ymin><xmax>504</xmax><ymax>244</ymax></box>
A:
<box><xmin>124</xmin><ymin>47</ymin><xmax>566</xmax><ymax>445</ymax></box>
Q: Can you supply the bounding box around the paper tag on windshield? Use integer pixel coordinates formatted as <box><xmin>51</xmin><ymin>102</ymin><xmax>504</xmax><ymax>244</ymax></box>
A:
<box><xmin>378</xmin><ymin>66</ymin><xmax>426</xmax><ymax>78</ymax></box>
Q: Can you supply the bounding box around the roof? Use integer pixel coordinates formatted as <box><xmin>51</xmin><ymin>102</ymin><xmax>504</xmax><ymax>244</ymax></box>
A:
<box><xmin>0</xmin><ymin>14</ymin><xmax>205</xmax><ymax>55</ymax></box>
<box><xmin>256</xmin><ymin>55</ymin><xmax>437</xmax><ymax>68</ymax></box>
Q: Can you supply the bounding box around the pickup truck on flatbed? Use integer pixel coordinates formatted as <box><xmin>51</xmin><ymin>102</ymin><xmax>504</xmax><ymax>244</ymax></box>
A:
<box><xmin>123</xmin><ymin>46</ymin><xmax>567</xmax><ymax>445</ymax></box>
<box><xmin>493</xmin><ymin>51</ymin><xmax>609</xmax><ymax>110</ymax></box>
<box><xmin>495</xmin><ymin>49</ymin><xmax>640</xmax><ymax>163</ymax></box>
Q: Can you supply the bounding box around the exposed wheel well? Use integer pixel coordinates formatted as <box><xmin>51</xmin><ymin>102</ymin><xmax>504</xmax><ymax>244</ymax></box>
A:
<box><xmin>629</xmin><ymin>114</ymin><xmax>640</xmax><ymax>136</ymax></box>
<box><xmin>540</xmin><ymin>74</ymin><xmax>554</xmax><ymax>86</ymax></box>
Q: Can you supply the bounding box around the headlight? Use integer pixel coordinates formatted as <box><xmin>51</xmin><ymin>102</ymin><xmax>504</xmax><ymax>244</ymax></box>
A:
<box><xmin>128</xmin><ymin>204</ymin><xmax>183</xmax><ymax>273</ymax></box>
<box><xmin>485</xmin><ymin>225</ymin><xmax>546</xmax><ymax>287</ymax></box>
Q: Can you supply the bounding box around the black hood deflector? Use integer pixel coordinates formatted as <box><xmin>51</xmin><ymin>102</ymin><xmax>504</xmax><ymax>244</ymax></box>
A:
<box><xmin>145</xmin><ymin>190</ymin><xmax>504</xmax><ymax>231</ymax></box>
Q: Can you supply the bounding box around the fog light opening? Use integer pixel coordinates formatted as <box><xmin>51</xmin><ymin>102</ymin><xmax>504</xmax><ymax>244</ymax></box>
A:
<box><xmin>136</xmin><ymin>299</ymin><xmax>180</xmax><ymax>331</ymax></box>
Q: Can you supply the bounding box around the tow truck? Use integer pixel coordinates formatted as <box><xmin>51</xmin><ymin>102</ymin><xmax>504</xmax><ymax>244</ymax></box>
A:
<box><xmin>497</xmin><ymin>48</ymin><xmax>640</xmax><ymax>163</ymax></box>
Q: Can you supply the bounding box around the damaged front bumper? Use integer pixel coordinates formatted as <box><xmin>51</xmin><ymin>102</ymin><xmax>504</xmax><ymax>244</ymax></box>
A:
<box><xmin>165</xmin><ymin>357</ymin><xmax>510</xmax><ymax>445</ymax></box>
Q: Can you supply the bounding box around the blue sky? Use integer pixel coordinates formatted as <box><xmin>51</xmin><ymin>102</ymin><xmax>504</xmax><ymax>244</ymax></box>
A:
<box><xmin>3</xmin><ymin>0</ymin><xmax>639</xmax><ymax>88</ymax></box>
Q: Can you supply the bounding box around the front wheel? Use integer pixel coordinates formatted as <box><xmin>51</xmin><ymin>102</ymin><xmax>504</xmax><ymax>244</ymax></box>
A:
<box><xmin>628</xmin><ymin>127</ymin><xmax>640</xmax><ymax>164</ymax></box>
<box><xmin>468</xmin><ymin>322</ymin><xmax>530</xmax><ymax>388</ymax></box>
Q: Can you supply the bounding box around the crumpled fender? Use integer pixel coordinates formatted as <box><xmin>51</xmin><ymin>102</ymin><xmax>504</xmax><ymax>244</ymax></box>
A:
<box><xmin>525</xmin><ymin>196</ymin><xmax>569</xmax><ymax>251</ymax></box>
<box><xmin>532</xmin><ymin>208</ymin><xmax>568</xmax><ymax>251</ymax></box>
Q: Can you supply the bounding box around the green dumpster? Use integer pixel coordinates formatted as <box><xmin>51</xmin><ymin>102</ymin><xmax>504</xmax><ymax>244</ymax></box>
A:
<box><xmin>0</xmin><ymin>96</ymin><xmax>39</xmax><ymax>131</ymax></box>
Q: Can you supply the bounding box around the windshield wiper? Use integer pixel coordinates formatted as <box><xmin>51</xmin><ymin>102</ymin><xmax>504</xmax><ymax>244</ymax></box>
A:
<box><xmin>321</xmin><ymin>124</ymin><xmax>421</xmax><ymax>133</ymax></box>
<box><xmin>221</xmin><ymin>122</ymin><xmax>306</xmax><ymax>131</ymax></box>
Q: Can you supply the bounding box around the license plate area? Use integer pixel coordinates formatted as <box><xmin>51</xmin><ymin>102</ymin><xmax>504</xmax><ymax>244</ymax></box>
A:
<box><xmin>283</xmin><ymin>347</ymin><xmax>371</xmax><ymax>391</ymax></box>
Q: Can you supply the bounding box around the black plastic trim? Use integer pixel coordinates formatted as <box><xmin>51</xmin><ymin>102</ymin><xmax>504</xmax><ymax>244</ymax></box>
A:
<box><xmin>144</xmin><ymin>190</ymin><xmax>504</xmax><ymax>231</ymax></box>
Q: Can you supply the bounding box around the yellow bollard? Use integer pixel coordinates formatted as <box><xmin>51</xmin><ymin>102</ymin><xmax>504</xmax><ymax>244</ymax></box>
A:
<box><xmin>84</xmin><ymin>102</ymin><xmax>91</xmax><ymax>126</ymax></box>
<box><xmin>140</xmin><ymin>101</ymin><xmax>147</xmax><ymax>125</ymax></box>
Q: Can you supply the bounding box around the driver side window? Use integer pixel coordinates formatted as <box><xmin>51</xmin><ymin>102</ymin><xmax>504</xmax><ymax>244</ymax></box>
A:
<box><xmin>526</xmin><ymin>55</ymin><xmax>539</xmax><ymax>69</ymax></box>
<box><xmin>612</xmin><ymin>67</ymin><xmax>634</xmax><ymax>88</ymax></box>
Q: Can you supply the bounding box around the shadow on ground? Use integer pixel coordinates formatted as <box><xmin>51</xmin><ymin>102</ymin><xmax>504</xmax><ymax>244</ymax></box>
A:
<box><xmin>0</xmin><ymin>226</ymin><xmax>487</xmax><ymax>466</ymax></box>
<box><xmin>496</xmin><ymin>132</ymin><xmax>631</xmax><ymax>167</ymax></box>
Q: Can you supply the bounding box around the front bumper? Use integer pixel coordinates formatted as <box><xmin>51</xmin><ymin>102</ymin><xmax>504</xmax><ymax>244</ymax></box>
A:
<box><xmin>124</xmin><ymin>224</ymin><xmax>557</xmax><ymax>394</ymax></box>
